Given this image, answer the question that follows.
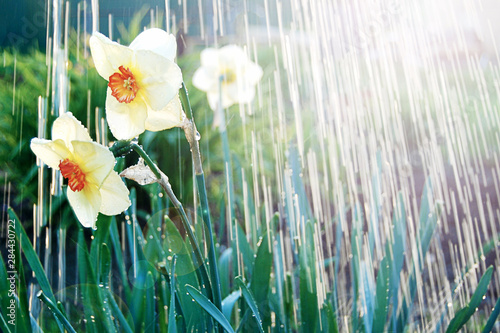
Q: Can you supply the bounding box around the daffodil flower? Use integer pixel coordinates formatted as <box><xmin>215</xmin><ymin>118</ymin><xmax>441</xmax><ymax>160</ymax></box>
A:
<box><xmin>30</xmin><ymin>112</ymin><xmax>131</xmax><ymax>228</ymax></box>
<box><xmin>90</xmin><ymin>28</ymin><xmax>183</xmax><ymax>140</ymax></box>
<box><xmin>192</xmin><ymin>45</ymin><xmax>263</xmax><ymax>110</ymax></box>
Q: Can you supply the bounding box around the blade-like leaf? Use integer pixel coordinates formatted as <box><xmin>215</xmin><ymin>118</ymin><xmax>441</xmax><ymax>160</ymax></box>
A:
<box><xmin>186</xmin><ymin>285</ymin><xmax>235</xmax><ymax>333</ymax></box>
<box><xmin>168</xmin><ymin>256</ymin><xmax>177</xmax><ymax>333</ymax></box>
<box><xmin>235</xmin><ymin>276</ymin><xmax>264</xmax><ymax>333</ymax></box>
<box><xmin>37</xmin><ymin>291</ymin><xmax>77</xmax><ymax>333</ymax></box>
<box><xmin>222</xmin><ymin>290</ymin><xmax>241</xmax><ymax>321</ymax></box>
<box><xmin>446</xmin><ymin>266</ymin><xmax>494</xmax><ymax>333</ymax></box>
<box><xmin>482</xmin><ymin>296</ymin><xmax>500</xmax><ymax>333</ymax></box>
<box><xmin>8</xmin><ymin>208</ymin><xmax>55</xmax><ymax>302</ymax></box>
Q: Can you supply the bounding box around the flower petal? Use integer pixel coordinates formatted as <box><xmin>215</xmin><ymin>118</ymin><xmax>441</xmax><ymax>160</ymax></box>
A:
<box><xmin>245</xmin><ymin>61</ymin><xmax>263</xmax><ymax>85</ymax></box>
<box><xmin>192</xmin><ymin>67</ymin><xmax>218</xmax><ymax>92</ymax></box>
<box><xmin>71</xmin><ymin>141</ymin><xmax>115</xmax><ymax>186</ymax></box>
<box><xmin>106</xmin><ymin>88</ymin><xmax>149</xmax><ymax>140</ymax></box>
<box><xmin>67</xmin><ymin>184</ymin><xmax>101</xmax><ymax>228</ymax></box>
<box><xmin>98</xmin><ymin>171</ymin><xmax>131</xmax><ymax>215</ymax></box>
<box><xmin>218</xmin><ymin>45</ymin><xmax>248</xmax><ymax>66</ymax></box>
<box><xmin>145</xmin><ymin>96</ymin><xmax>183</xmax><ymax>131</ymax></box>
<box><xmin>225</xmin><ymin>82</ymin><xmax>256</xmax><ymax>105</ymax></box>
<box><xmin>134</xmin><ymin>50</ymin><xmax>183</xmax><ymax>110</ymax></box>
<box><xmin>89</xmin><ymin>32</ymin><xmax>134</xmax><ymax>79</ymax></box>
<box><xmin>30</xmin><ymin>138</ymin><xmax>71</xmax><ymax>169</ymax></box>
<box><xmin>52</xmin><ymin>112</ymin><xmax>92</xmax><ymax>145</ymax></box>
<box><xmin>129</xmin><ymin>28</ymin><xmax>177</xmax><ymax>61</ymax></box>
<box><xmin>207</xmin><ymin>91</ymin><xmax>234</xmax><ymax>110</ymax></box>
<box><xmin>200</xmin><ymin>47</ymin><xmax>218</xmax><ymax>66</ymax></box>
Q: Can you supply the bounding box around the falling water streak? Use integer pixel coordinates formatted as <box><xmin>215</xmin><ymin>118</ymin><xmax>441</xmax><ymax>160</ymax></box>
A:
<box><xmin>182</xmin><ymin>0</ymin><xmax>187</xmax><ymax>33</ymax></box>
<box><xmin>108</xmin><ymin>13</ymin><xmax>113</xmax><ymax>40</ymax></box>
<box><xmin>91</xmin><ymin>0</ymin><xmax>99</xmax><ymax>32</ymax></box>
<box><xmin>150</xmin><ymin>8</ymin><xmax>155</xmax><ymax>28</ymax></box>
<box><xmin>197</xmin><ymin>0</ymin><xmax>204</xmax><ymax>39</ymax></box>
<box><xmin>165</xmin><ymin>0</ymin><xmax>170</xmax><ymax>33</ymax></box>
<box><xmin>95</xmin><ymin>107</ymin><xmax>101</xmax><ymax>145</ymax></box>
<box><xmin>77</xmin><ymin>3</ymin><xmax>81</xmax><ymax>61</ymax></box>
<box><xmin>83</xmin><ymin>1</ymin><xmax>88</xmax><ymax>59</ymax></box>
<box><xmin>11</xmin><ymin>56</ymin><xmax>16</xmax><ymax>116</ymax></box>
<box><xmin>86</xmin><ymin>90</ymin><xmax>92</xmax><ymax>132</ymax></box>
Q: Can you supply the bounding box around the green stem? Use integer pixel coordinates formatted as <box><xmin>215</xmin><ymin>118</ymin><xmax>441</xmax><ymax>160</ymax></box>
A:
<box><xmin>131</xmin><ymin>143</ymin><xmax>162</xmax><ymax>179</ymax></box>
<box><xmin>180</xmin><ymin>83</ymin><xmax>224</xmax><ymax>320</ymax></box>
<box><xmin>124</xmin><ymin>141</ymin><xmax>215</xmax><ymax>309</ymax></box>
<box><xmin>154</xmin><ymin>169</ymin><xmax>214</xmax><ymax>306</ymax></box>
<box><xmin>215</xmin><ymin>77</ymin><xmax>235</xmax><ymax>221</ymax></box>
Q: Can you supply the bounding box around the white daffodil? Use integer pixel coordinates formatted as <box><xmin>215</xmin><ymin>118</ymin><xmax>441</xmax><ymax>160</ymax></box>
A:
<box><xmin>192</xmin><ymin>45</ymin><xmax>263</xmax><ymax>110</ymax></box>
<box><xmin>89</xmin><ymin>28</ymin><xmax>183</xmax><ymax>140</ymax></box>
<box><xmin>30</xmin><ymin>112</ymin><xmax>131</xmax><ymax>228</ymax></box>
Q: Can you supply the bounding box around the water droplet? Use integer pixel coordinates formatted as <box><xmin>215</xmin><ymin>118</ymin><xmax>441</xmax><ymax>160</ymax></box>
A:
<box><xmin>195</xmin><ymin>131</ymin><xmax>201</xmax><ymax>141</ymax></box>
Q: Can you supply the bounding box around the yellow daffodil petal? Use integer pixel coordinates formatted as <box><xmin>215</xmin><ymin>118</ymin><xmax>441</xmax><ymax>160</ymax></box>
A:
<box><xmin>71</xmin><ymin>141</ymin><xmax>115</xmax><ymax>186</ymax></box>
<box><xmin>145</xmin><ymin>96</ymin><xmax>183</xmax><ymax>131</ymax></box>
<box><xmin>89</xmin><ymin>32</ymin><xmax>134</xmax><ymax>79</ymax></box>
<box><xmin>129</xmin><ymin>28</ymin><xmax>177</xmax><ymax>61</ymax></box>
<box><xmin>106</xmin><ymin>88</ymin><xmax>149</xmax><ymax>140</ymax></box>
<box><xmin>52</xmin><ymin>112</ymin><xmax>92</xmax><ymax>145</ymax></box>
<box><xmin>67</xmin><ymin>184</ymin><xmax>101</xmax><ymax>228</ymax></box>
<box><xmin>30</xmin><ymin>138</ymin><xmax>71</xmax><ymax>169</ymax></box>
<box><xmin>134</xmin><ymin>50</ymin><xmax>182</xmax><ymax>110</ymax></box>
<box><xmin>99</xmin><ymin>171</ymin><xmax>131</xmax><ymax>215</ymax></box>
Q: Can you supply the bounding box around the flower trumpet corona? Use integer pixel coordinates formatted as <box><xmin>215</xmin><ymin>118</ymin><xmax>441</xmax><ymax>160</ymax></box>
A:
<box><xmin>30</xmin><ymin>112</ymin><xmax>131</xmax><ymax>228</ymax></box>
<box><xmin>90</xmin><ymin>28</ymin><xmax>183</xmax><ymax>140</ymax></box>
<box><xmin>192</xmin><ymin>45</ymin><xmax>263</xmax><ymax>110</ymax></box>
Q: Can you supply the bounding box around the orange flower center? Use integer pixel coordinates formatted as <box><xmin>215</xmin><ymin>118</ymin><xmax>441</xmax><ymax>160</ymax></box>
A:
<box><xmin>108</xmin><ymin>66</ymin><xmax>139</xmax><ymax>103</ymax></box>
<box><xmin>59</xmin><ymin>159</ymin><xmax>86</xmax><ymax>192</ymax></box>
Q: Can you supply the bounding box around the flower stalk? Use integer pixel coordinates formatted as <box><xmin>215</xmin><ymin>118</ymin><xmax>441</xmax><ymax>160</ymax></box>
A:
<box><xmin>130</xmin><ymin>143</ymin><xmax>162</xmax><ymax>180</ymax></box>
<box><xmin>180</xmin><ymin>83</ymin><xmax>223</xmax><ymax>318</ymax></box>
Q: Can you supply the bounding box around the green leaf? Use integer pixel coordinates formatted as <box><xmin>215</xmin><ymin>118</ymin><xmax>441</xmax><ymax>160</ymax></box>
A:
<box><xmin>235</xmin><ymin>276</ymin><xmax>264</xmax><ymax>333</ymax></box>
<box><xmin>161</xmin><ymin>216</ymin><xmax>205</xmax><ymax>330</ymax></box>
<box><xmin>76</xmin><ymin>228</ymin><xmax>98</xmax><ymax>333</ymax></box>
<box><xmin>482</xmin><ymin>296</ymin><xmax>500</xmax><ymax>333</ymax></box>
<box><xmin>106</xmin><ymin>290</ymin><xmax>134</xmax><ymax>333</ymax></box>
<box><xmin>250</xmin><ymin>230</ymin><xmax>274</xmax><ymax>330</ymax></box>
<box><xmin>219</xmin><ymin>248</ymin><xmax>233</xmax><ymax>298</ymax></box>
<box><xmin>168</xmin><ymin>256</ymin><xmax>177</xmax><ymax>333</ymax></box>
<box><xmin>37</xmin><ymin>291</ymin><xmax>77</xmax><ymax>333</ymax></box>
<box><xmin>300</xmin><ymin>221</ymin><xmax>319</xmax><ymax>331</ymax></box>
<box><xmin>396</xmin><ymin>180</ymin><xmax>438</xmax><ymax>331</ymax></box>
<box><xmin>350</xmin><ymin>203</ymin><xmax>363</xmax><ymax>332</ymax></box>
<box><xmin>250</xmin><ymin>229</ymin><xmax>274</xmax><ymax>303</ymax></box>
<box><xmin>8</xmin><ymin>208</ymin><xmax>56</xmax><ymax>302</ymax></box>
<box><xmin>109</xmin><ymin>220</ymin><xmax>131</xmax><ymax>300</ymax></box>
<box><xmin>235</xmin><ymin>222</ymin><xmax>255</xmax><ymax>276</ymax></box>
<box><xmin>99</xmin><ymin>243</ymin><xmax>112</xmax><ymax>287</ymax></box>
<box><xmin>446</xmin><ymin>266</ymin><xmax>494</xmax><ymax>333</ymax></box>
<box><xmin>0</xmin><ymin>311</ymin><xmax>12</xmax><ymax>333</ymax></box>
<box><xmin>372</xmin><ymin>193</ymin><xmax>406</xmax><ymax>332</ymax></box>
<box><xmin>144</xmin><ymin>271</ymin><xmax>156</xmax><ymax>333</ymax></box>
<box><xmin>222</xmin><ymin>290</ymin><xmax>241</xmax><ymax>321</ymax></box>
<box><xmin>186</xmin><ymin>285</ymin><xmax>235</xmax><ymax>333</ymax></box>
<box><xmin>323</xmin><ymin>300</ymin><xmax>338</xmax><ymax>333</ymax></box>
<box><xmin>77</xmin><ymin>227</ymin><xmax>115</xmax><ymax>333</ymax></box>
<box><xmin>13</xmin><ymin>230</ymin><xmax>32</xmax><ymax>333</ymax></box>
